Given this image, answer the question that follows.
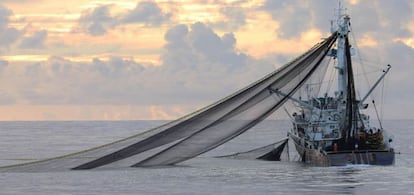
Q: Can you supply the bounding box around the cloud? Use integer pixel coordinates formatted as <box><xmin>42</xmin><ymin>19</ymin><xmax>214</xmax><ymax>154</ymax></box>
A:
<box><xmin>121</xmin><ymin>1</ymin><xmax>171</xmax><ymax>26</ymax></box>
<box><xmin>261</xmin><ymin>0</ymin><xmax>355</xmax><ymax>38</ymax></box>
<box><xmin>210</xmin><ymin>5</ymin><xmax>247</xmax><ymax>31</ymax></box>
<box><xmin>0</xmin><ymin>27</ymin><xmax>21</xmax><ymax>47</ymax></box>
<box><xmin>261</xmin><ymin>0</ymin><xmax>413</xmax><ymax>41</ymax></box>
<box><xmin>377</xmin><ymin>42</ymin><xmax>414</xmax><ymax>98</ymax></box>
<box><xmin>1</xmin><ymin>1</ymin><xmax>413</xmax><ymax>120</ymax></box>
<box><xmin>352</xmin><ymin>40</ymin><xmax>414</xmax><ymax>119</ymax></box>
<box><xmin>348</xmin><ymin>0</ymin><xmax>412</xmax><ymax>40</ymax></box>
<box><xmin>1</xmin><ymin>22</ymin><xmax>276</xmax><ymax>108</ymax></box>
<box><xmin>0</xmin><ymin>4</ymin><xmax>12</xmax><ymax>29</ymax></box>
<box><xmin>162</xmin><ymin>22</ymin><xmax>248</xmax><ymax>72</ymax></box>
<box><xmin>154</xmin><ymin>22</ymin><xmax>273</xmax><ymax>103</ymax></box>
<box><xmin>0</xmin><ymin>0</ymin><xmax>33</xmax><ymax>2</ymax></box>
<box><xmin>261</xmin><ymin>0</ymin><xmax>314</xmax><ymax>38</ymax></box>
<box><xmin>1</xmin><ymin>55</ymin><xmax>147</xmax><ymax>105</ymax></box>
<box><xmin>77</xmin><ymin>1</ymin><xmax>171</xmax><ymax>36</ymax></box>
<box><xmin>18</xmin><ymin>30</ymin><xmax>47</xmax><ymax>49</ymax></box>
<box><xmin>78</xmin><ymin>5</ymin><xmax>115</xmax><ymax>36</ymax></box>
<box><xmin>0</xmin><ymin>5</ymin><xmax>23</xmax><ymax>47</ymax></box>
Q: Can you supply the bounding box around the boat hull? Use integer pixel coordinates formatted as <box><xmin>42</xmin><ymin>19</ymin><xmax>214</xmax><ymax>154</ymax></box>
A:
<box><xmin>291</xmin><ymin>135</ymin><xmax>395</xmax><ymax>166</ymax></box>
<box><xmin>326</xmin><ymin>150</ymin><xmax>394</xmax><ymax>166</ymax></box>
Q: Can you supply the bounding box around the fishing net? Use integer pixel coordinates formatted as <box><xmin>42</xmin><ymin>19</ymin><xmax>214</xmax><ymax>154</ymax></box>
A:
<box><xmin>216</xmin><ymin>138</ymin><xmax>288</xmax><ymax>161</ymax></box>
<box><xmin>1</xmin><ymin>33</ymin><xmax>337</xmax><ymax>172</ymax></box>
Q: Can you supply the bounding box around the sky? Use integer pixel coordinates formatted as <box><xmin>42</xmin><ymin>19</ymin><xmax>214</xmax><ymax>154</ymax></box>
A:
<box><xmin>0</xmin><ymin>0</ymin><xmax>412</xmax><ymax>121</ymax></box>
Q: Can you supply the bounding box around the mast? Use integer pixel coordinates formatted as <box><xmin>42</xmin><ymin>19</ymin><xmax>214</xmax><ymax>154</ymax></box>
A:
<box><xmin>334</xmin><ymin>2</ymin><xmax>356</xmax><ymax>142</ymax></box>
<box><xmin>336</xmin><ymin>2</ymin><xmax>350</xmax><ymax>99</ymax></box>
<box><xmin>345</xmin><ymin>36</ymin><xmax>358</xmax><ymax>140</ymax></box>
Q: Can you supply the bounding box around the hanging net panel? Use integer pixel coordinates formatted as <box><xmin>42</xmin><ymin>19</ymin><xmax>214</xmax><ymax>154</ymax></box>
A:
<box><xmin>1</xmin><ymin>33</ymin><xmax>337</xmax><ymax>172</ymax></box>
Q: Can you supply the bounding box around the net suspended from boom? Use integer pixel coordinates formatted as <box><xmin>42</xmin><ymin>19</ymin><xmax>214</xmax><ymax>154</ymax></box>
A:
<box><xmin>1</xmin><ymin>33</ymin><xmax>337</xmax><ymax>172</ymax></box>
<box><xmin>216</xmin><ymin>138</ymin><xmax>289</xmax><ymax>161</ymax></box>
<box><xmin>74</xmin><ymin>33</ymin><xmax>337</xmax><ymax>169</ymax></box>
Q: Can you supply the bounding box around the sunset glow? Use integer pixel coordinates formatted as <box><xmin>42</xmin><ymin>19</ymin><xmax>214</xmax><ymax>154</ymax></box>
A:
<box><xmin>0</xmin><ymin>0</ymin><xmax>412</xmax><ymax>120</ymax></box>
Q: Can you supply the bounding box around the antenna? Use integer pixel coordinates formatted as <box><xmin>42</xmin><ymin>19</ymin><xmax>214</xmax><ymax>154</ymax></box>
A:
<box><xmin>332</xmin><ymin>0</ymin><xmax>348</xmax><ymax>33</ymax></box>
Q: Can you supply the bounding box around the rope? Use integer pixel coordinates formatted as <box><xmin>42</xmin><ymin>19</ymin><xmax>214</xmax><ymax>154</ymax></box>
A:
<box><xmin>350</xmin><ymin>26</ymin><xmax>370</xmax><ymax>99</ymax></box>
<box><xmin>372</xmin><ymin>100</ymin><xmax>383</xmax><ymax>130</ymax></box>
<box><xmin>381</xmin><ymin>78</ymin><xmax>385</xmax><ymax>121</ymax></box>
<box><xmin>349</xmin><ymin>26</ymin><xmax>383</xmax><ymax>102</ymax></box>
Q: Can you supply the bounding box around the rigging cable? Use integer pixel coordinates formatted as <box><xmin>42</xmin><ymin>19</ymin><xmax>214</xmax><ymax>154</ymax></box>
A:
<box><xmin>380</xmin><ymin>69</ymin><xmax>389</xmax><ymax>123</ymax></box>
<box><xmin>381</xmin><ymin>77</ymin><xmax>385</xmax><ymax>122</ymax></box>
<box><xmin>350</xmin><ymin>25</ymin><xmax>388</xmax><ymax>130</ymax></box>
<box><xmin>372</xmin><ymin>100</ymin><xmax>383</xmax><ymax>130</ymax></box>
<box><xmin>382</xmin><ymin>66</ymin><xmax>391</xmax><ymax>127</ymax></box>
<box><xmin>350</xmin><ymin>26</ymin><xmax>372</xmax><ymax>98</ymax></box>
<box><xmin>350</xmin><ymin>26</ymin><xmax>385</xmax><ymax>102</ymax></box>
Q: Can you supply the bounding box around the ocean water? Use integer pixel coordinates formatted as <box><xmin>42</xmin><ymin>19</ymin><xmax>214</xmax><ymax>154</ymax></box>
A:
<box><xmin>0</xmin><ymin>120</ymin><xmax>413</xmax><ymax>194</ymax></box>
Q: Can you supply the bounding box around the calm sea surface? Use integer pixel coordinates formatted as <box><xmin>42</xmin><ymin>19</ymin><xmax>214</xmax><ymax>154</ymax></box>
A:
<box><xmin>0</xmin><ymin>120</ymin><xmax>413</xmax><ymax>194</ymax></box>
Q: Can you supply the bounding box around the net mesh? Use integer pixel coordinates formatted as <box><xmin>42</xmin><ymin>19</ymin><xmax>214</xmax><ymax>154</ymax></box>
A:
<box><xmin>216</xmin><ymin>138</ymin><xmax>288</xmax><ymax>160</ymax></box>
<box><xmin>134</xmin><ymin>34</ymin><xmax>337</xmax><ymax>167</ymax></box>
<box><xmin>0</xmin><ymin>33</ymin><xmax>337</xmax><ymax>172</ymax></box>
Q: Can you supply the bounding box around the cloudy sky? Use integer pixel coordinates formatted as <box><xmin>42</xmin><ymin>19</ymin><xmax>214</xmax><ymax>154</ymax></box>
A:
<box><xmin>0</xmin><ymin>0</ymin><xmax>412</xmax><ymax>120</ymax></box>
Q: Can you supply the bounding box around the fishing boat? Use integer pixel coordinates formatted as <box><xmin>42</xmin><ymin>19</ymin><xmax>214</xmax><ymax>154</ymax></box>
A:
<box><xmin>286</xmin><ymin>4</ymin><xmax>395</xmax><ymax>166</ymax></box>
<box><xmin>0</xmin><ymin>3</ymin><xmax>395</xmax><ymax>172</ymax></box>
